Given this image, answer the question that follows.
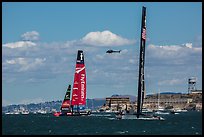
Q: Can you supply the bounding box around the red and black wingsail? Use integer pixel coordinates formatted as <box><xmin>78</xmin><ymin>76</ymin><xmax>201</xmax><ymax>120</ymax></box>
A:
<box><xmin>60</xmin><ymin>85</ymin><xmax>71</xmax><ymax>111</ymax></box>
<box><xmin>137</xmin><ymin>6</ymin><xmax>146</xmax><ymax>118</ymax></box>
<box><xmin>53</xmin><ymin>84</ymin><xmax>71</xmax><ymax>116</ymax></box>
<box><xmin>71</xmin><ymin>50</ymin><xmax>86</xmax><ymax>106</ymax></box>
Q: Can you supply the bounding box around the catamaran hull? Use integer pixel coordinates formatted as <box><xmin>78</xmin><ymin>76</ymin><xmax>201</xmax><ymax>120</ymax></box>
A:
<box><xmin>115</xmin><ymin>114</ymin><xmax>164</xmax><ymax>120</ymax></box>
<box><xmin>53</xmin><ymin>111</ymin><xmax>91</xmax><ymax>117</ymax></box>
<box><xmin>115</xmin><ymin>112</ymin><xmax>164</xmax><ymax>120</ymax></box>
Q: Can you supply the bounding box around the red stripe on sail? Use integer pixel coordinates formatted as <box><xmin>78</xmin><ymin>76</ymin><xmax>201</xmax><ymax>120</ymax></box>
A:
<box><xmin>79</xmin><ymin>65</ymin><xmax>86</xmax><ymax>105</ymax></box>
<box><xmin>71</xmin><ymin>69</ymin><xmax>80</xmax><ymax>106</ymax></box>
<box><xmin>71</xmin><ymin>50</ymin><xmax>86</xmax><ymax>106</ymax></box>
<box><xmin>71</xmin><ymin>63</ymin><xmax>86</xmax><ymax>106</ymax></box>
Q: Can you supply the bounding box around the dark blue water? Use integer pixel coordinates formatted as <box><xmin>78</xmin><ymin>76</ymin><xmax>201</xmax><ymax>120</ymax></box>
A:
<box><xmin>2</xmin><ymin>111</ymin><xmax>202</xmax><ymax>135</ymax></box>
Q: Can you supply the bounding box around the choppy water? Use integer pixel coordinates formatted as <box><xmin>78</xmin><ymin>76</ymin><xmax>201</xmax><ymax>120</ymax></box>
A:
<box><xmin>2</xmin><ymin>111</ymin><xmax>202</xmax><ymax>135</ymax></box>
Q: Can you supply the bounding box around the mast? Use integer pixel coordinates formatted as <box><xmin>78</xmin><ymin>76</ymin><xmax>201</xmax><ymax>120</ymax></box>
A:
<box><xmin>157</xmin><ymin>89</ymin><xmax>162</xmax><ymax>110</ymax></box>
<box><xmin>136</xmin><ymin>6</ymin><xmax>147</xmax><ymax>118</ymax></box>
<box><xmin>157</xmin><ymin>90</ymin><xmax>160</xmax><ymax>110</ymax></box>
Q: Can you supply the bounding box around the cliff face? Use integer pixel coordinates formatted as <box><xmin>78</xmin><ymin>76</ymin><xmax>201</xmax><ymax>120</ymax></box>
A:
<box><xmin>187</xmin><ymin>93</ymin><xmax>202</xmax><ymax>103</ymax></box>
<box><xmin>145</xmin><ymin>93</ymin><xmax>202</xmax><ymax>101</ymax></box>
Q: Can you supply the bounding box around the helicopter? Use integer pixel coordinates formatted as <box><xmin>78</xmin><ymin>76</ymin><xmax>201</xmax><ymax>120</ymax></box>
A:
<box><xmin>106</xmin><ymin>50</ymin><xmax>121</xmax><ymax>54</ymax></box>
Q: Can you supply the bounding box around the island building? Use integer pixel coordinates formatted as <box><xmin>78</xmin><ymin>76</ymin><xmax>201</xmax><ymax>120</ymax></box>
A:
<box><xmin>101</xmin><ymin>90</ymin><xmax>202</xmax><ymax>112</ymax></box>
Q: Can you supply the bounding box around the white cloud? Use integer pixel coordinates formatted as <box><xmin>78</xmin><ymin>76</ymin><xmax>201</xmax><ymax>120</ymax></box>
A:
<box><xmin>2</xmin><ymin>30</ymin><xmax>202</xmax><ymax>98</ymax></box>
<box><xmin>144</xmin><ymin>42</ymin><xmax>202</xmax><ymax>93</ymax></box>
<box><xmin>6</xmin><ymin>60</ymin><xmax>16</xmax><ymax>64</ymax></box>
<box><xmin>147</xmin><ymin>43</ymin><xmax>202</xmax><ymax>60</ymax></box>
<box><xmin>184</xmin><ymin>43</ymin><xmax>192</xmax><ymax>48</ymax></box>
<box><xmin>117</xmin><ymin>49</ymin><xmax>128</xmax><ymax>55</ymax></box>
<box><xmin>21</xmin><ymin>31</ymin><xmax>40</xmax><ymax>41</ymax></box>
<box><xmin>96</xmin><ymin>54</ymin><xmax>105</xmax><ymax>60</ymax></box>
<box><xmin>147</xmin><ymin>44</ymin><xmax>182</xmax><ymax>58</ymax></box>
<box><xmin>4</xmin><ymin>57</ymin><xmax>46</xmax><ymax>72</ymax></box>
<box><xmin>81</xmin><ymin>30</ymin><xmax>135</xmax><ymax>46</ymax></box>
<box><xmin>19</xmin><ymin>58</ymin><xmax>46</xmax><ymax>72</ymax></box>
<box><xmin>158</xmin><ymin>78</ymin><xmax>185</xmax><ymax>86</ymax></box>
<box><xmin>2</xmin><ymin>41</ymin><xmax>36</xmax><ymax>49</ymax></box>
<box><xmin>129</xmin><ymin>59</ymin><xmax>136</xmax><ymax>64</ymax></box>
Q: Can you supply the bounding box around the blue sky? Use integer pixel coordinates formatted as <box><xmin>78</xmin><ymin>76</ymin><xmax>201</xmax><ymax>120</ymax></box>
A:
<box><xmin>2</xmin><ymin>2</ymin><xmax>202</xmax><ymax>106</ymax></box>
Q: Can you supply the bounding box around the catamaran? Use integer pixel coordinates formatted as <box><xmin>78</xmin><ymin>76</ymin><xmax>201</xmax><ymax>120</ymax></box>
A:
<box><xmin>54</xmin><ymin>50</ymin><xmax>91</xmax><ymax>117</ymax></box>
<box><xmin>115</xmin><ymin>6</ymin><xmax>164</xmax><ymax>120</ymax></box>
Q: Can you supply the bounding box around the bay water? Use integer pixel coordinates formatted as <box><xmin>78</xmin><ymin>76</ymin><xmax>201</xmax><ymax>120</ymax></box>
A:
<box><xmin>2</xmin><ymin>111</ymin><xmax>202</xmax><ymax>135</ymax></box>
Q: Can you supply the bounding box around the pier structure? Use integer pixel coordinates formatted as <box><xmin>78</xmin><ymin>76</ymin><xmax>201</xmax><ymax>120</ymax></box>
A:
<box><xmin>105</xmin><ymin>96</ymin><xmax>130</xmax><ymax>111</ymax></box>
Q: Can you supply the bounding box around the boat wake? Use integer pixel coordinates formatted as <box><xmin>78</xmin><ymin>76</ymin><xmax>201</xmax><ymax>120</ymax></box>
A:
<box><xmin>120</xmin><ymin>117</ymin><xmax>165</xmax><ymax>120</ymax></box>
<box><xmin>115</xmin><ymin>114</ymin><xmax>165</xmax><ymax>121</ymax></box>
<box><xmin>90</xmin><ymin>114</ymin><xmax>112</xmax><ymax>117</ymax></box>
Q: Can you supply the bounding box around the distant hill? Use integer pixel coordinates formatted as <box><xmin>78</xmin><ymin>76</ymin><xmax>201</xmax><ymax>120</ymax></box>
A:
<box><xmin>3</xmin><ymin>93</ymin><xmax>186</xmax><ymax>113</ymax></box>
<box><xmin>147</xmin><ymin>92</ymin><xmax>182</xmax><ymax>96</ymax></box>
<box><xmin>86</xmin><ymin>99</ymin><xmax>106</xmax><ymax>109</ymax></box>
<box><xmin>110</xmin><ymin>94</ymin><xmax>136</xmax><ymax>102</ymax></box>
<box><xmin>160</xmin><ymin>92</ymin><xmax>182</xmax><ymax>94</ymax></box>
<box><xmin>2</xmin><ymin>99</ymin><xmax>106</xmax><ymax>113</ymax></box>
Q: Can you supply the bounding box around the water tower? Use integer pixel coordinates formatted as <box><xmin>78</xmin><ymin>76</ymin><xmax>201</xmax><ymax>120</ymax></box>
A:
<box><xmin>188</xmin><ymin>77</ymin><xmax>197</xmax><ymax>94</ymax></box>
